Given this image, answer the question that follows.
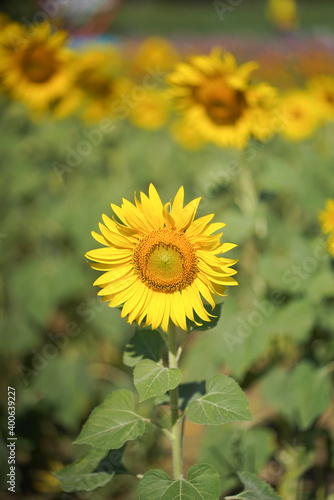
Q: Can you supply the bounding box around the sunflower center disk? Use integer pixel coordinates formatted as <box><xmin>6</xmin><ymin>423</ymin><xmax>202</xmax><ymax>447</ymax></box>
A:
<box><xmin>80</xmin><ymin>71</ymin><xmax>111</xmax><ymax>98</ymax></box>
<box><xmin>133</xmin><ymin>229</ymin><xmax>198</xmax><ymax>293</ymax></box>
<box><xmin>22</xmin><ymin>45</ymin><xmax>56</xmax><ymax>83</ymax></box>
<box><xmin>195</xmin><ymin>78</ymin><xmax>246</xmax><ymax>126</ymax></box>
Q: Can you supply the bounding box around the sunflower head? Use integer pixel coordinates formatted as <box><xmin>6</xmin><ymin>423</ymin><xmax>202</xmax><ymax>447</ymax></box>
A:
<box><xmin>54</xmin><ymin>46</ymin><xmax>128</xmax><ymax>123</ymax></box>
<box><xmin>0</xmin><ymin>22</ymin><xmax>73</xmax><ymax>111</ymax></box>
<box><xmin>167</xmin><ymin>49</ymin><xmax>278</xmax><ymax>149</ymax></box>
<box><xmin>266</xmin><ymin>0</ymin><xmax>298</xmax><ymax>31</ymax></box>
<box><xmin>280</xmin><ymin>90</ymin><xmax>320</xmax><ymax>141</ymax></box>
<box><xmin>86</xmin><ymin>184</ymin><xmax>238</xmax><ymax>332</ymax></box>
<box><xmin>128</xmin><ymin>88</ymin><xmax>171</xmax><ymax>130</ymax></box>
<box><xmin>308</xmin><ymin>75</ymin><xmax>334</xmax><ymax>121</ymax></box>
<box><xmin>170</xmin><ymin>118</ymin><xmax>205</xmax><ymax>151</ymax></box>
<box><xmin>319</xmin><ymin>199</ymin><xmax>334</xmax><ymax>235</ymax></box>
<box><xmin>129</xmin><ymin>37</ymin><xmax>179</xmax><ymax>77</ymax></box>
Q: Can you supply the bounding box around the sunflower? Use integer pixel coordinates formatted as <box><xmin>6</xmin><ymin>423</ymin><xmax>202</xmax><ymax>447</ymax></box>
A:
<box><xmin>128</xmin><ymin>88</ymin><xmax>170</xmax><ymax>130</ymax></box>
<box><xmin>170</xmin><ymin>118</ymin><xmax>205</xmax><ymax>151</ymax></box>
<box><xmin>0</xmin><ymin>22</ymin><xmax>73</xmax><ymax>111</ymax></box>
<box><xmin>86</xmin><ymin>184</ymin><xmax>238</xmax><ymax>332</ymax></box>
<box><xmin>319</xmin><ymin>199</ymin><xmax>334</xmax><ymax>235</ymax></box>
<box><xmin>129</xmin><ymin>37</ymin><xmax>179</xmax><ymax>78</ymax></box>
<box><xmin>266</xmin><ymin>0</ymin><xmax>298</xmax><ymax>31</ymax></box>
<box><xmin>279</xmin><ymin>90</ymin><xmax>320</xmax><ymax>141</ymax></box>
<box><xmin>308</xmin><ymin>75</ymin><xmax>334</xmax><ymax>122</ymax></box>
<box><xmin>167</xmin><ymin>49</ymin><xmax>279</xmax><ymax>150</ymax></box>
<box><xmin>55</xmin><ymin>46</ymin><xmax>128</xmax><ymax>123</ymax></box>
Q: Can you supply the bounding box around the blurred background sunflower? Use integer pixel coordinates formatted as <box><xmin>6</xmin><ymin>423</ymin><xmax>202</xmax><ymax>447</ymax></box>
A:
<box><xmin>1</xmin><ymin>1</ymin><xmax>334</xmax><ymax>500</ymax></box>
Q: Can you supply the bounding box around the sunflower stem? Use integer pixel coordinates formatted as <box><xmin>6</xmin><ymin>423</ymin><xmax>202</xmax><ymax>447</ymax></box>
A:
<box><xmin>148</xmin><ymin>418</ymin><xmax>174</xmax><ymax>441</ymax></box>
<box><xmin>168</xmin><ymin>322</ymin><xmax>183</xmax><ymax>479</ymax></box>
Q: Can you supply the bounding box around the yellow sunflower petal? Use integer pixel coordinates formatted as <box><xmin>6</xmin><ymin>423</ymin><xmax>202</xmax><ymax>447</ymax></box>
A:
<box><xmin>86</xmin><ymin>185</ymin><xmax>238</xmax><ymax>331</ymax></box>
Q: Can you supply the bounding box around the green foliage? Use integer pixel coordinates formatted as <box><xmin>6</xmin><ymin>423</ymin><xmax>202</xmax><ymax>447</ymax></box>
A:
<box><xmin>138</xmin><ymin>464</ymin><xmax>221</xmax><ymax>500</ymax></box>
<box><xmin>2</xmin><ymin>88</ymin><xmax>334</xmax><ymax>499</ymax></box>
<box><xmin>226</xmin><ymin>471</ymin><xmax>281</xmax><ymax>499</ymax></box>
<box><xmin>74</xmin><ymin>390</ymin><xmax>146</xmax><ymax>449</ymax></box>
<box><xmin>187</xmin><ymin>374</ymin><xmax>252</xmax><ymax>425</ymax></box>
<box><xmin>53</xmin><ymin>447</ymin><xmax>128</xmax><ymax>492</ymax></box>
<box><xmin>200</xmin><ymin>426</ymin><xmax>277</xmax><ymax>494</ymax></box>
<box><xmin>261</xmin><ymin>362</ymin><xmax>331</xmax><ymax>430</ymax></box>
<box><xmin>123</xmin><ymin>328</ymin><xmax>165</xmax><ymax>367</ymax></box>
<box><xmin>134</xmin><ymin>359</ymin><xmax>182</xmax><ymax>402</ymax></box>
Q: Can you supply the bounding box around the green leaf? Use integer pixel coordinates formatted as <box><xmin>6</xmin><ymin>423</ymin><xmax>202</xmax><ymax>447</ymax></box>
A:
<box><xmin>152</xmin><ymin>381</ymin><xmax>206</xmax><ymax>411</ymax></box>
<box><xmin>123</xmin><ymin>328</ymin><xmax>165</xmax><ymax>367</ymax></box>
<box><xmin>54</xmin><ymin>447</ymin><xmax>129</xmax><ymax>492</ymax></box>
<box><xmin>226</xmin><ymin>471</ymin><xmax>281</xmax><ymax>499</ymax></box>
<box><xmin>187</xmin><ymin>374</ymin><xmax>252</xmax><ymax>425</ymax></box>
<box><xmin>178</xmin><ymin>381</ymin><xmax>206</xmax><ymax>411</ymax></box>
<box><xmin>134</xmin><ymin>359</ymin><xmax>181</xmax><ymax>402</ymax></box>
<box><xmin>187</xmin><ymin>303</ymin><xmax>223</xmax><ymax>332</ymax></box>
<box><xmin>138</xmin><ymin>463</ymin><xmax>220</xmax><ymax>500</ymax></box>
<box><xmin>261</xmin><ymin>362</ymin><xmax>331</xmax><ymax>430</ymax></box>
<box><xmin>201</xmin><ymin>425</ymin><xmax>276</xmax><ymax>495</ymax></box>
<box><xmin>74</xmin><ymin>390</ymin><xmax>145</xmax><ymax>449</ymax></box>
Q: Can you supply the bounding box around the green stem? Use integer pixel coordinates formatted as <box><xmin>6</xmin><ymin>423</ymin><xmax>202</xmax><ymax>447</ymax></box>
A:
<box><xmin>168</xmin><ymin>322</ymin><xmax>183</xmax><ymax>479</ymax></box>
<box><xmin>146</xmin><ymin>418</ymin><xmax>174</xmax><ymax>441</ymax></box>
<box><xmin>158</xmin><ymin>327</ymin><xmax>169</xmax><ymax>346</ymax></box>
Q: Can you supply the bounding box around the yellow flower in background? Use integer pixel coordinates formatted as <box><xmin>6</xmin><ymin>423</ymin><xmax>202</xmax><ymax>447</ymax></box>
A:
<box><xmin>167</xmin><ymin>49</ymin><xmax>278</xmax><ymax>150</ymax></box>
<box><xmin>86</xmin><ymin>184</ymin><xmax>237</xmax><ymax>332</ymax></box>
<box><xmin>319</xmin><ymin>199</ymin><xmax>334</xmax><ymax>235</ymax></box>
<box><xmin>129</xmin><ymin>37</ymin><xmax>179</xmax><ymax>77</ymax></box>
<box><xmin>0</xmin><ymin>22</ymin><xmax>31</xmax><ymax>93</ymax></box>
<box><xmin>0</xmin><ymin>22</ymin><xmax>73</xmax><ymax>111</ymax></box>
<box><xmin>308</xmin><ymin>75</ymin><xmax>334</xmax><ymax>122</ymax></box>
<box><xmin>327</xmin><ymin>233</ymin><xmax>334</xmax><ymax>257</ymax></box>
<box><xmin>128</xmin><ymin>88</ymin><xmax>170</xmax><ymax>130</ymax></box>
<box><xmin>279</xmin><ymin>90</ymin><xmax>320</xmax><ymax>141</ymax></box>
<box><xmin>33</xmin><ymin>461</ymin><xmax>63</xmax><ymax>493</ymax></box>
<box><xmin>266</xmin><ymin>0</ymin><xmax>298</xmax><ymax>31</ymax></box>
<box><xmin>54</xmin><ymin>46</ymin><xmax>128</xmax><ymax>123</ymax></box>
<box><xmin>170</xmin><ymin>118</ymin><xmax>205</xmax><ymax>151</ymax></box>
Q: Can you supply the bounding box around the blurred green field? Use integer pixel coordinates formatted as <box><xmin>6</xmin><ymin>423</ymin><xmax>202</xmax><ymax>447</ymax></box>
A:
<box><xmin>111</xmin><ymin>0</ymin><xmax>334</xmax><ymax>35</ymax></box>
<box><xmin>1</xmin><ymin>1</ymin><xmax>334</xmax><ymax>499</ymax></box>
<box><xmin>1</xmin><ymin>91</ymin><xmax>334</xmax><ymax>498</ymax></box>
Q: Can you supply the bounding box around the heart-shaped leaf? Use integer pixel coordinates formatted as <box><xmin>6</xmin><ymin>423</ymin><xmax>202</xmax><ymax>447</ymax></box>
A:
<box><xmin>138</xmin><ymin>463</ymin><xmax>220</xmax><ymax>500</ymax></box>
<box><xmin>225</xmin><ymin>471</ymin><xmax>281</xmax><ymax>499</ymax></box>
<box><xmin>134</xmin><ymin>359</ymin><xmax>182</xmax><ymax>402</ymax></box>
<box><xmin>53</xmin><ymin>447</ymin><xmax>128</xmax><ymax>492</ymax></box>
<box><xmin>261</xmin><ymin>362</ymin><xmax>331</xmax><ymax>430</ymax></box>
<box><xmin>74</xmin><ymin>390</ymin><xmax>145</xmax><ymax>449</ymax></box>
<box><xmin>187</xmin><ymin>374</ymin><xmax>252</xmax><ymax>425</ymax></box>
